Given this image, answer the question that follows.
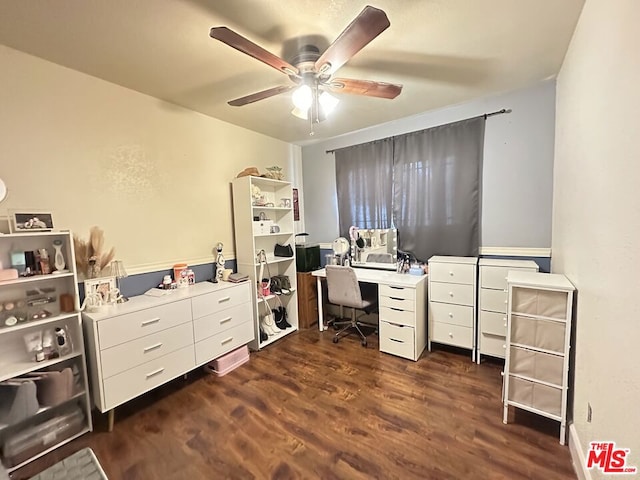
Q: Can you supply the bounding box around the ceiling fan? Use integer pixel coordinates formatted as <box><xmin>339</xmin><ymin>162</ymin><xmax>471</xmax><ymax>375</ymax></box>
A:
<box><xmin>209</xmin><ymin>5</ymin><xmax>402</xmax><ymax>125</ymax></box>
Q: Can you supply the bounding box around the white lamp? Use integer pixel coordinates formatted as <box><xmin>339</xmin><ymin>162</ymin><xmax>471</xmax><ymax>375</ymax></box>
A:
<box><xmin>110</xmin><ymin>260</ymin><xmax>128</xmax><ymax>303</ymax></box>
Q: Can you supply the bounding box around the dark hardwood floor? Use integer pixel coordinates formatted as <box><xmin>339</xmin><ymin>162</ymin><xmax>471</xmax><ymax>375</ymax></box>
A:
<box><xmin>13</xmin><ymin>329</ymin><xmax>576</xmax><ymax>480</ymax></box>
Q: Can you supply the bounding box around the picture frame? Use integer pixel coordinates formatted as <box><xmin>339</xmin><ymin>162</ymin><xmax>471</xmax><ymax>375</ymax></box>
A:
<box><xmin>84</xmin><ymin>276</ymin><xmax>117</xmax><ymax>303</ymax></box>
<box><xmin>9</xmin><ymin>210</ymin><xmax>55</xmax><ymax>233</ymax></box>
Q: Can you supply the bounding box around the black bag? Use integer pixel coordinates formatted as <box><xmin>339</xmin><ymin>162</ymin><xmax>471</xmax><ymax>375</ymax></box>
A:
<box><xmin>272</xmin><ymin>306</ymin><xmax>291</xmax><ymax>329</ymax></box>
<box><xmin>274</xmin><ymin>243</ymin><xmax>293</xmax><ymax>257</ymax></box>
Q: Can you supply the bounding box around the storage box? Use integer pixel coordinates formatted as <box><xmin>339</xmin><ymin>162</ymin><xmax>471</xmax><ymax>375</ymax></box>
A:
<box><xmin>2</xmin><ymin>407</ymin><xmax>84</xmax><ymax>468</ymax></box>
<box><xmin>205</xmin><ymin>345</ymin><xmax>250</xmax><ymax>377</ymax></box>
<box><xmin>252</xmin><ymin>220</ymin><xmax>273</xmax><ymax>235</ymax></box>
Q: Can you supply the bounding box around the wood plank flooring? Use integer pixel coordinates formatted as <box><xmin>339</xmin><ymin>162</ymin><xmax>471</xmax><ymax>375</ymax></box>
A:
<box><xmin>13</xmin><ymin>329</ymin><xmax>576</xmax><ymax>479</ymax></box>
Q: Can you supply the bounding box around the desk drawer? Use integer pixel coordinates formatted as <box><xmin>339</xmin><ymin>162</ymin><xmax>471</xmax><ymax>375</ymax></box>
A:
<box><xmin>379</xmin><ymin>294</ymin><xmax>415</xmax><ymax>312</ymax></box>
<box><xmin>379</xmin><ymin>305</ymin><xmax>415</xmax><ymax>327</ymax></box>
<box><xmin>379</xmin><ymin>321</ymin><xmax>416</xmax><ymax>360</ymax></box>
<box><xmin>195</xmin><ymin>321</ymin><xmax>254</xmax><ymax>366</ymax></box>
<box><xmin>429</xmin><ymin>302</ymin><xmax>474</xmax><ymax>327</ymax></box>
<box><xmin>379</xmin><ymin>284</ymin><xmax>415</xmax><ymax>301</ymax></box>
<box><xmin>193</xmin><ymin>302</ymin><xmax>252</xmax><ymax>342</ymax></box>
<box><xmin>480</xmin><ymin>333</ymin><xmax>507</xmax><ymax>358</ymax></box>
<box><xmin>191</xmin><ymin>283</ymin><xmax>251</xmax><ymax>319</ymax></box>
<box><xmin>103</xmin><ymin>345</ymin><xmax>194</xmax><ymax>410</ymax></box>
<box><xmin>429</xmin><ymin>262</ymin><xmax>475</xmax><ymax>284</ymax></box>
<box><xmin>480</xmin><ymin>310</ymin><xmax>508</xmax><ymax>336</ymax></box>
<box><xmin>98</xmin><ymin>299</ymin><xmax>191</xmax><ymax>349</ymax></box>
<box><xmin>430</xmin><ymin>322</ymin><xmax>473</xmax><ymax>349</ymax></box>
<box><xmin>100</xmin><ymin>322</ymin><xmax>194</xmax><ymax>379</ymax></box>
<box><xmin>480</xmin><ymin>288</ymin><xmax>508</xmax><ymax>313</ymax></box>
<box><xmin>429</xmin><ymin>282</ymin><xmax>474</xmax><ymax>306</ymax></box>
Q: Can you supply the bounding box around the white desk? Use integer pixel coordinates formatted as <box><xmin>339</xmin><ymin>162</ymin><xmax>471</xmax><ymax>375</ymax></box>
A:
<box><xmin>312</xmin><ymin>268</ymin><xmax>428</xmax><ymax>360</ymax></box>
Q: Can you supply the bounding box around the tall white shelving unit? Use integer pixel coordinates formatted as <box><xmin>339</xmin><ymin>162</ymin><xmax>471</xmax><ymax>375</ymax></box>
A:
<box><xmin>232</xmin><ymin>176</ymin><xmax>298</xmax><ymax>350</ymax></box>
<box><xmin>0</xmin><ymin>230</ymin><xmax>92</xmax><ymax>471</ymax></box>
<box><xmin>503</xmin><ymin>271</ymin><xmax>574</xmax><ymax>444</ymax></box>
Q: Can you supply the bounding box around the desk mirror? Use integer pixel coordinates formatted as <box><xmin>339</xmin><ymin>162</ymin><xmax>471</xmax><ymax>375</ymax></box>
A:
<box><xmin>351</xmin><ymin>228</ymin><xmax>397</xmax><ymax>269</ymax></box>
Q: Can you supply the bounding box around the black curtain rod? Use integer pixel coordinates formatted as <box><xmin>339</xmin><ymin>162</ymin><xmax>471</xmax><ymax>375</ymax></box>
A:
<box><xmin>325</xmin><ymin>108</ymin><xmax>511</xmax><ymax>154</ymax></box>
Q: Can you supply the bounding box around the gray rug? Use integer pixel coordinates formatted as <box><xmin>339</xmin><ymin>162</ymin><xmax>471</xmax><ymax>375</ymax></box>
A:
<box><xmin>29</xmin><ymin>448</ymin><xmax>107</xmax><ymax>480</ymax></box>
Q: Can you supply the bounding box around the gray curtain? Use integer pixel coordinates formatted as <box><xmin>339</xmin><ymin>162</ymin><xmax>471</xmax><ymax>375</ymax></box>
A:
<box><xmin>393</xmin><ymin>117</ymin><xmax>485</xmax><ymax>262</ymax></box>
<box><xmin>335</xmin><ymin>138</ymin><xmax>393</xmax><ymax>237</ymax></box>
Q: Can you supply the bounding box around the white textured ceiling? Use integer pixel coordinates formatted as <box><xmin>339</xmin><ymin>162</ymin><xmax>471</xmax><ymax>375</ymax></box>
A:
<box><xmin>0</xmin><ymin>0</ymin><xmax>584</xmax><ymax>145</ymax></box>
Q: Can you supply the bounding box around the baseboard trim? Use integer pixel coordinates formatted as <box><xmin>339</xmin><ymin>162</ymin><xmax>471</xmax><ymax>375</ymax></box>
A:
<box><xmin>569</xmin><ymin>424</ymin><xmax>591</xmax><ymax>480</ymax></box>
<box><xmin>479</xmin><ymin>247</ymin><xmax>551</xmax><ymax>257</ymax></box>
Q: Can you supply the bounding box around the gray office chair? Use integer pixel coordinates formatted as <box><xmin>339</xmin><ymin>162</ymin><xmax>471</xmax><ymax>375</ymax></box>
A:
<box><xmin>325</xmin><ymin>265</ymin><xmax>378</xmax><ymax>347</ymax></box>
<box><xmin>366</xmin><ymin>253</ymin><xmax>393</xmax><ymax>263</ymax></box>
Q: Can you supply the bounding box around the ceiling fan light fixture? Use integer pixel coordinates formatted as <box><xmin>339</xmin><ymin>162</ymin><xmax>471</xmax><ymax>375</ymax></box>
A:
<box><xmin>291</xmin><ymin>106</ymin><xmax>309</xmax><ymax>120</ymax></box>
<box><xmin>319</xmin><ymin>92</ymin><xmax>339</xmax><ymax>115</ymax></box>
<box><xmin>292</xmin><ymin>85</ymin><xmax>313</xmax><ymax>110</ymax></box>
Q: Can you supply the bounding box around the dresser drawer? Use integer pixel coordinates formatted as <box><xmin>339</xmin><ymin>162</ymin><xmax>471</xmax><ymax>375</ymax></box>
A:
<box><xmin>193</xmin><ymin>302</ymin><xmax>253</xmax><ymax>343</ymax></box>
<box><xmin>379</xmin><ymin>294</ymin><xmax>415</xmax><ymax>312</ymax></box>
<box><xmin>100</xmin><ymin>322</ymin><xmax>194</xmax><ymax>379</ymax></box>
<box><xmin>480</xmin><ymin>288</ymin><xmax>508</xmax><ymax>313</ymax></box>
<box><xmin>194</xmin><ymin>321</ymin><xmax>254</xmax><ymax>366</ymax></box>
<box><xmin>379</xmin><ymin>284</ymin><xmax>415</xmax><ymax>301</ymax></box>
<box><xmin>429</xmin><ymin>262</ymin><xmax>475</xmax><ymax>284</ymax></box>
<box><xmin>429</xmin><ymin>302</ymin><xmax>474</xmax><ymax>327</ymax></box>
<box><xmin>430</xmin><ymin>322</ymin><xmax>473</xmax><ymax>349</ymax></box>
<box><xmin>191</xmin><ymin>283</ymin><xmax>251</xmax><ymax>320</ymax></box>
<box><xmin>379</xmin><ymin>305</ymin><xmax>415</xmax><ymax>327</ymax></box>
<box><xmin>429</xmin><ymin>282</ymin><xmax>475</xmax><ymax>306</ymax></box>
<box><xmin>379</xmin><ymin>321</ymin><xmax>416</xmax><ymax>360</ymax></box>
<box><xmin>479</xmin><ymin>333</ymin><xmax>507</xmax><ymax>358</ymax></box>
<box><xmin>480</xmin><ymin>310</ymin><xmax>508</xmax><ymax>336</ymax></box>
<box><xmin>103</xmin><ymin>345</ymin><xmax>195</xmax><ymax>409</ymax></box>
<box><xmin>98</xmin><ymin>299</ymin><xmax>191</xmax><ymax>349</ymax></box>
<box><xmin>481</xmin><ymin>265</ymin><xmax>538</xmax><ymax>290</ymax></box>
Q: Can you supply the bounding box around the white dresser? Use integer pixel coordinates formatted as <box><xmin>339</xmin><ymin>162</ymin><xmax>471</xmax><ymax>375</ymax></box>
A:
<box><xmin>83</xmin><ymin>281</ymin><xmax>253</xmax><ymax>430</ymax></box>
<box><xmin>427</xmin><ymin>256</ymin><xmax>478</xmax><ymax>361</ymax></box>
<box><xmin>477</xmin><ymin>259</ymin><xmax>539</xmax><ymax>363</ymax></box>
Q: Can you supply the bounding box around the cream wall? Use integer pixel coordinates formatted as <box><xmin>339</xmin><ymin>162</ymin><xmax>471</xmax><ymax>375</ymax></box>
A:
<box><xmin>0</xmin><ymin>46</ymin><xmax>298</xmax><ymax>274</ymax></box>
<box><xmin>553</xmin><ymin>1</ymin><xmax>640</xmax><ymax>477</ymax></box>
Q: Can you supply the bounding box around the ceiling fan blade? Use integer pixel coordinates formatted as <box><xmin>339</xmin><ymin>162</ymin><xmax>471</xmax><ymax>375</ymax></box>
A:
<box><xmin>315</xmin><ymin>6</ymin><xmax>390</xmax><ymax>76</ymax></box>
<box><xmin>210</xmin><ymin>27</ymin><xmax>299</xmax><ymax>76</ymax></box>
<box><xmin>228</xmin><ymin>85</ymin><xmax>294</xmax><ymax>106</ymax></box>
<box><xmin>327</xmin><ymin>78</ymin><xmax>402</xmax><ymax>99</ymax></box>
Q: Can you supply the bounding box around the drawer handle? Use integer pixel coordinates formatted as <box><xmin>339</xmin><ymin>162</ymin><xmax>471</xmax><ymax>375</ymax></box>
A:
<box><xmin>448</xmin><ymin>332</ymin><xmax>454</xmax><ymax>338</ymax></box>
<box><xmin>218</xmin><ymin>296</ymin><xmax>231</xmax><ymax>304</ymax></box>
<box><xmin>143</xmin><ymin>342</ymin><xmax>163</xmax><ymax>353</ymax></box>
<box><xmin>448</xmin><ymin>313</ymin><xmax>454</xmax><ymax>318</ymax></box>
<box><xmin>389</xmin><ymin>286</ymin><xmax>403</xmax><ymax>290</ymax></box>
<box><xmin>502</xmin><ymin>344</ymin><xmax>506</xmax><ymax>349</ymax></box>
<box><xmin>449</xmin><ymin>271</ymin><xmax>454</xmax><ymax>276</ymax></box>
<box><xmin>146</xmin><ymin>367</ymin><xmax>165</xmax><ymax>379</ymax></box>
<box><xmin>389</xmin><ymin>338</ymin><xmax>404</xmax><ymax>344</ymax></box>
<box><xmin>448</xmin><ymin>292</ymin><xmax>454</xmax><ymax>297</ymax></box>
<box><xmin>141</xmin><ymin>317</ymin><xmax>161</xmax><ymax>326</ymax></box>
<box><xmin>220</xmin><ymin>316</ymin><xmax>233</xmax><ymax>324</ymax></box>
<box><xmin>390</xmin><ymin>307</ymin><xmax>405</xmax><ymax>312</ymax></box>
<box><xmin>503</xmin><ymin>322</ymin><xmax>507</xmax><ymax>328</ymax></box>
<box><xmin>221</xmin><ymin>336</ymin><xmax>234</xmax><ymax>345</ymax></box>
<box><xmin>390</xmin><ymin>297</ymin><xmax>405</xmax><ymax>301</ymax></box>
<box><xmin>504</xmin><ymin>300</ymin><xmax>507</xmax><ymax>304</ymax></box>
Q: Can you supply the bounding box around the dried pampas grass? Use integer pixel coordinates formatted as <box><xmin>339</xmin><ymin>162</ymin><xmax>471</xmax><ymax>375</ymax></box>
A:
<box><xmin>74</xmin><ymin>226</ymin><xmax>115</xmax><ymax>279</ymax></box>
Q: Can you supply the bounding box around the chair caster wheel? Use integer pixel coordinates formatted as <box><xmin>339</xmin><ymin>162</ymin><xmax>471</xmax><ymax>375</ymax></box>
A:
<box><xmin>332</xmin><ymin>337</ymin><xmax>339</xmax><ymax>343</ymax></box>
<box><xmin>361</xmin><ymin>340</ymin><xmax>367</xmax><ymax>347</ymax></box>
